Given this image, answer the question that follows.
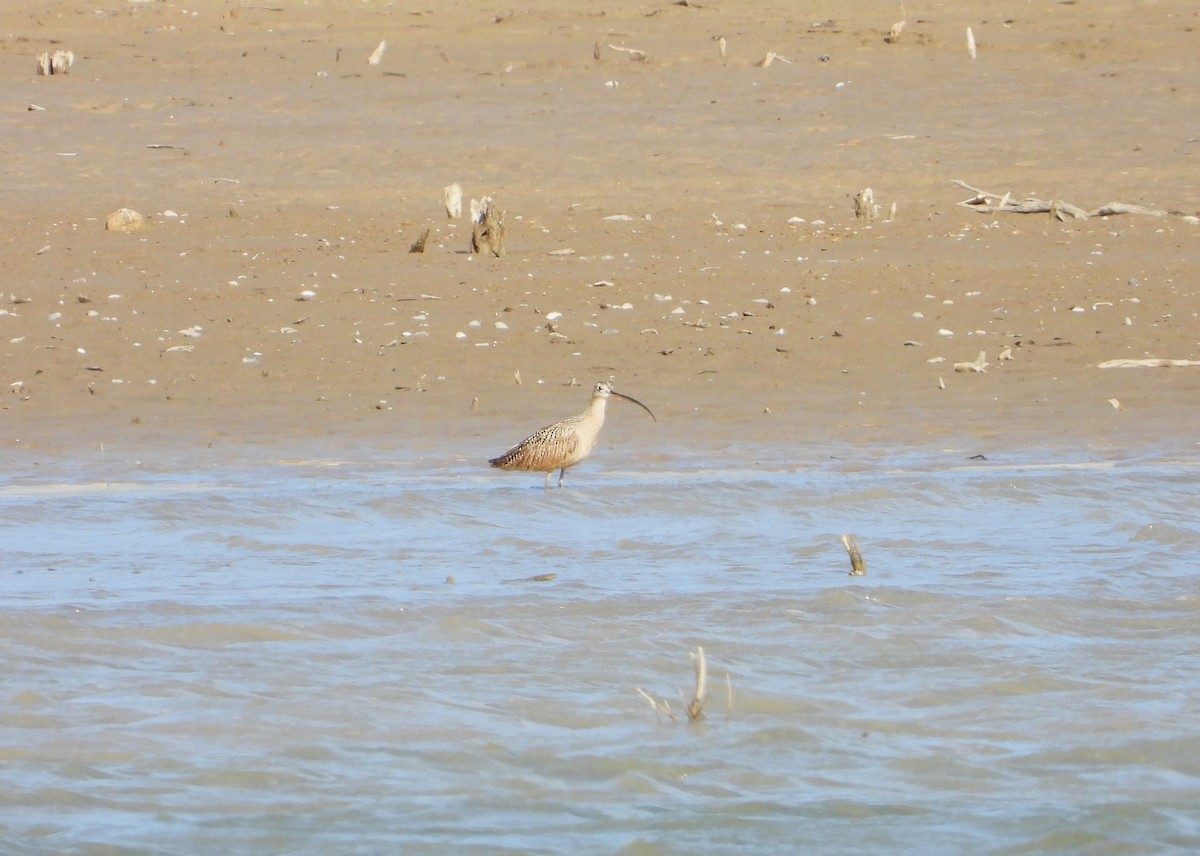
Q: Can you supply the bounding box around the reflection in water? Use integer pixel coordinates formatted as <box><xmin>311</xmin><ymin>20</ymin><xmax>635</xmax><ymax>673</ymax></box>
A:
<box><xmin>2</xmin><ymin>448</ymin><xmax>1199</xmax><ymax>853</ymax></box>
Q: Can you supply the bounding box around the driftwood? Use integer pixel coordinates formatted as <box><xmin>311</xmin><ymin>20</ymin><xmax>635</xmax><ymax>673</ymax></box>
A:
<box><xmin>636</xmin><ymin>645</ymin><xmax>731</xmax><ymax>724</ymax></box>
<box><xmin>408</xmin><ymin>228</ymin><xmax>431</xmax><ymax>253</ymax></box>
<box><xmin>607</xmin><ymin>44</ymin><xmax>647</xmax><ymax>62</ymax></box>
<box><xmin>37</xmin><ymin>50</ymin><xmax>74</xmax><ymax>75</ymax></box>
<box><xmin>884</xmin><ymin>21</ymin><xmax>906</xmax><ymax>44</ymax></box>
<box><xmin>443</xmin><ymin>182</ymin><xmax>463</xmax><ymax>219</ymax></box>
<box><xmin>952</xmin><ymin>180</ymin><xmax>1180</xmax><ymax>221</ymax></box>
<box><xmin>500</xmin><ymin>572</ymin><xmax>557</xmax><ymax>583</ymax></box>
<box><xmin>685</xmin><ymin>645</ymin><xmax>708</xmax><ymax>721</ymax></box>
<box><xmin>469</xmin><ymin>196</ymin><xmax>506</xmax><ymax>257</ymax></box>
<box><xmin>853</xmin><ymin>187</ymin><xmax>879</xmax><ymax>221</ymax></box>
<box><xmin>755</xmin><ymin>51</ymin><xmax>793</xmax><ymax>68</ymax></box>
<box><xmin>954</xmin><ymin>351</ymin><xmax>989</xmax><ymax>373</ymax></box>
<box><xmin>841</xmin><ymin>534</ymin><xmax>866</xmax><ymax>576</ymax></box>
<box><xmin>1098</xmin><ymin>358</ymin><xmax>1200</xmax><ymax>369</ymax></box>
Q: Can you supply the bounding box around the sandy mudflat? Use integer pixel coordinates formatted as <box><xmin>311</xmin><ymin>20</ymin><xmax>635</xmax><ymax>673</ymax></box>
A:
<box><xmin>2</xmin><ymin>0</ymin><xmax>1198</xmax><ymax>466</ymax></box>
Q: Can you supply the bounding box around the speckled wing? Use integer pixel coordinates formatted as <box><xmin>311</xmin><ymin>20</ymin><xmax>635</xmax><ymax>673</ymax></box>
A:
<box><xmin>489</xmin><ymin>423</ymin><xmax>581</xmax><ymax>472</ymax></box>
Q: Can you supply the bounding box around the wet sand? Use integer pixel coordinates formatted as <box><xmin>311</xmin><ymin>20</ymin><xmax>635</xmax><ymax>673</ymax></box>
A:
<box><xmin>3</xmin><ymin>0</ymin><xmax>1198</xmax><ymax>465</ymax></box>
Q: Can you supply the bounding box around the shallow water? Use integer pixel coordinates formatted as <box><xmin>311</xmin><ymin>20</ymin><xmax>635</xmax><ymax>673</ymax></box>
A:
<box><xmin>3</xmin><ymin>443</ymin><xmax>1199</xmax><ymax>855</ymax></box>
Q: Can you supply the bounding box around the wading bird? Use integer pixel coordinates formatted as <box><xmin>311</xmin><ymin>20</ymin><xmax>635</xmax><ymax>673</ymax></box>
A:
<box><xmin>489</xmin><ymin>381</ymin><xmax>656</xmax><ymax>489</ymax></box>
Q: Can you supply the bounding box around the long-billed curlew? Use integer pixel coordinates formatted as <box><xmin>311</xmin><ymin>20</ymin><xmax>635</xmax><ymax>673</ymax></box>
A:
<box><xmin>489</xmin><ymin>381</ymin><xmax>656</xmax><ymax>489</ymax></box>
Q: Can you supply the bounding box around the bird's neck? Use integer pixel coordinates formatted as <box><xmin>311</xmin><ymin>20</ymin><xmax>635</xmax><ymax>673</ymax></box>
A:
<box><xmin>586</xmin><ymin>396</ymin><xmax>608</xmax><ymax>423</ymax></box>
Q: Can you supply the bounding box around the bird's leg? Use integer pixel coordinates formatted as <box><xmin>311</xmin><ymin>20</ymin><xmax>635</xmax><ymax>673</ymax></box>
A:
<box><xmin>543</xmin><ymin>470</ymin><xmax>553</xmax><ymax>491</ymax></box>
<box><xmin>558</xmin><ymin>467</ymin><xmax>567</xmax><ymax>488</ymax></box>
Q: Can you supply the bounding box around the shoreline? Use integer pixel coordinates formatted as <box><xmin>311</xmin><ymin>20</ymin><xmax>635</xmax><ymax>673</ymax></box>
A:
<box><xmin>2</xmin><ymin>1</ymin><xmax>1197</xmax><ymax>470</ymax></box>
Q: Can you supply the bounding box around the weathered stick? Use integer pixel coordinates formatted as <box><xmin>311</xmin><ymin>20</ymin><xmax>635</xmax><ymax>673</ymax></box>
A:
<box><xmin>854</xmin><ymin>187</ymin><xmax>879</xmax><ymax>221</ymax></box>
<box><xmin>952</xmin><ymin>179</ymin><xmax>1174</xmax><ymax>220</ymax></box>
<box><xmin>500</xmin><ymin>572</ymin><xmax>558</xmax><ymax>583</ymax></box>
<box><xmin>469</xmin><ymin>196</ymin><xmax>506</xmax><ymax>257</ymax></box>
<box><xmin>755</xmin><ymin>51</ymin><xmax>794</xmax><ymax>68</ymax></box>
<box><xmin>37</xmin><ymin>50</ymin><xmax>74</xmax><ymax>75</ymax></box>
<box><xmin>408</xmin><ymin>227</ymin><xmax>431</xmax><ymax>253</ymax></box>
<box><xmin>686</xmin><ymin>645</ymin><xmax>708</xmax><ymax>721</ymax></box>
<box><xmin>842</xmin><ymin>534</ymin><xmax>867</xmax><ymax>576</ymax></box>
<box><xmin>636</xmin><ymin>687</ymin><xmax>676</xmax><ymax>720</ymax></box>
<box><xmin>1098</xmin><ymin>358</ymin><xmax>1200</xmax><ymax>369</ymax></box>
<box><xmin>884</xmin><ymin>21</ymin><xmax>907</xmax><ymax>44</ymax></box>
<box><xmin>954</xmin><ymin>351</ymin><xmax>989</xmax><ymax>373</ymax></box>
<box><xmin>443</xmin><ymin>183</ymin><xmax>463</xmax><ymax>219</ymax></box>
<box><xmin>639</xmin><ymin>647</ymin><xmax>731</xmax><ymax>724</ymax></box>
<box><xmin>607</xmin><ymin>44</ymin><xmax>647</xmax><ymax>61</ymax></box>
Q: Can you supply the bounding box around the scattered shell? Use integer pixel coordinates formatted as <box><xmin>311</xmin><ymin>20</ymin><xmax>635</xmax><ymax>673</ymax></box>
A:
<box><xmin>1109</xmin><ymin>398</ymin><xmax>1123</xmax><ymax>410</ymax></box>
<box><xmin>368</xmin><ymin>40</ymin><xmax>386</xmax><ymax>66</ymax></box>
<box><xmin>105</xmin><ymin>208</ymin><xmax>145</xmax><ymax>232</ymax></box>
<box><xmin>885</xmin><ymin>21</ymin><xmax>907</xmax><ymax>44</ymax></box>
<box><xmin>966</xmin><ymin>27</ymin><xmax>977</xmax><ymax>60</ymax></box>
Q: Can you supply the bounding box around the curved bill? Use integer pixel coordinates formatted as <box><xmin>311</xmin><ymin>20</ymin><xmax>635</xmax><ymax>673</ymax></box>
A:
<box><xmin>611</xmin><ymin>390</ymin><xmax>657</xmax><ymax>422</ymax></box>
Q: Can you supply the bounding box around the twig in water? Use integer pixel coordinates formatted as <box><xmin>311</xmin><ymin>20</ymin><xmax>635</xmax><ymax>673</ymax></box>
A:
<box><xmin>842</xmin><ymin>534</ymin><xmax>867</xmax><ymax>576</ymax></box>
<box><xmin>636</xmin><ymin>687</ymin><xmax>676</xmax><ymax>721</ymax></box>
<box><xmin>686</xmin><ymin>645</ymin><xmax>708</xmax><ymax>721</ymax></box>
<box><xmin>639</xmin><ymin>647</ymin><xmax>732</xmax><ymax>724</ymax></box>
